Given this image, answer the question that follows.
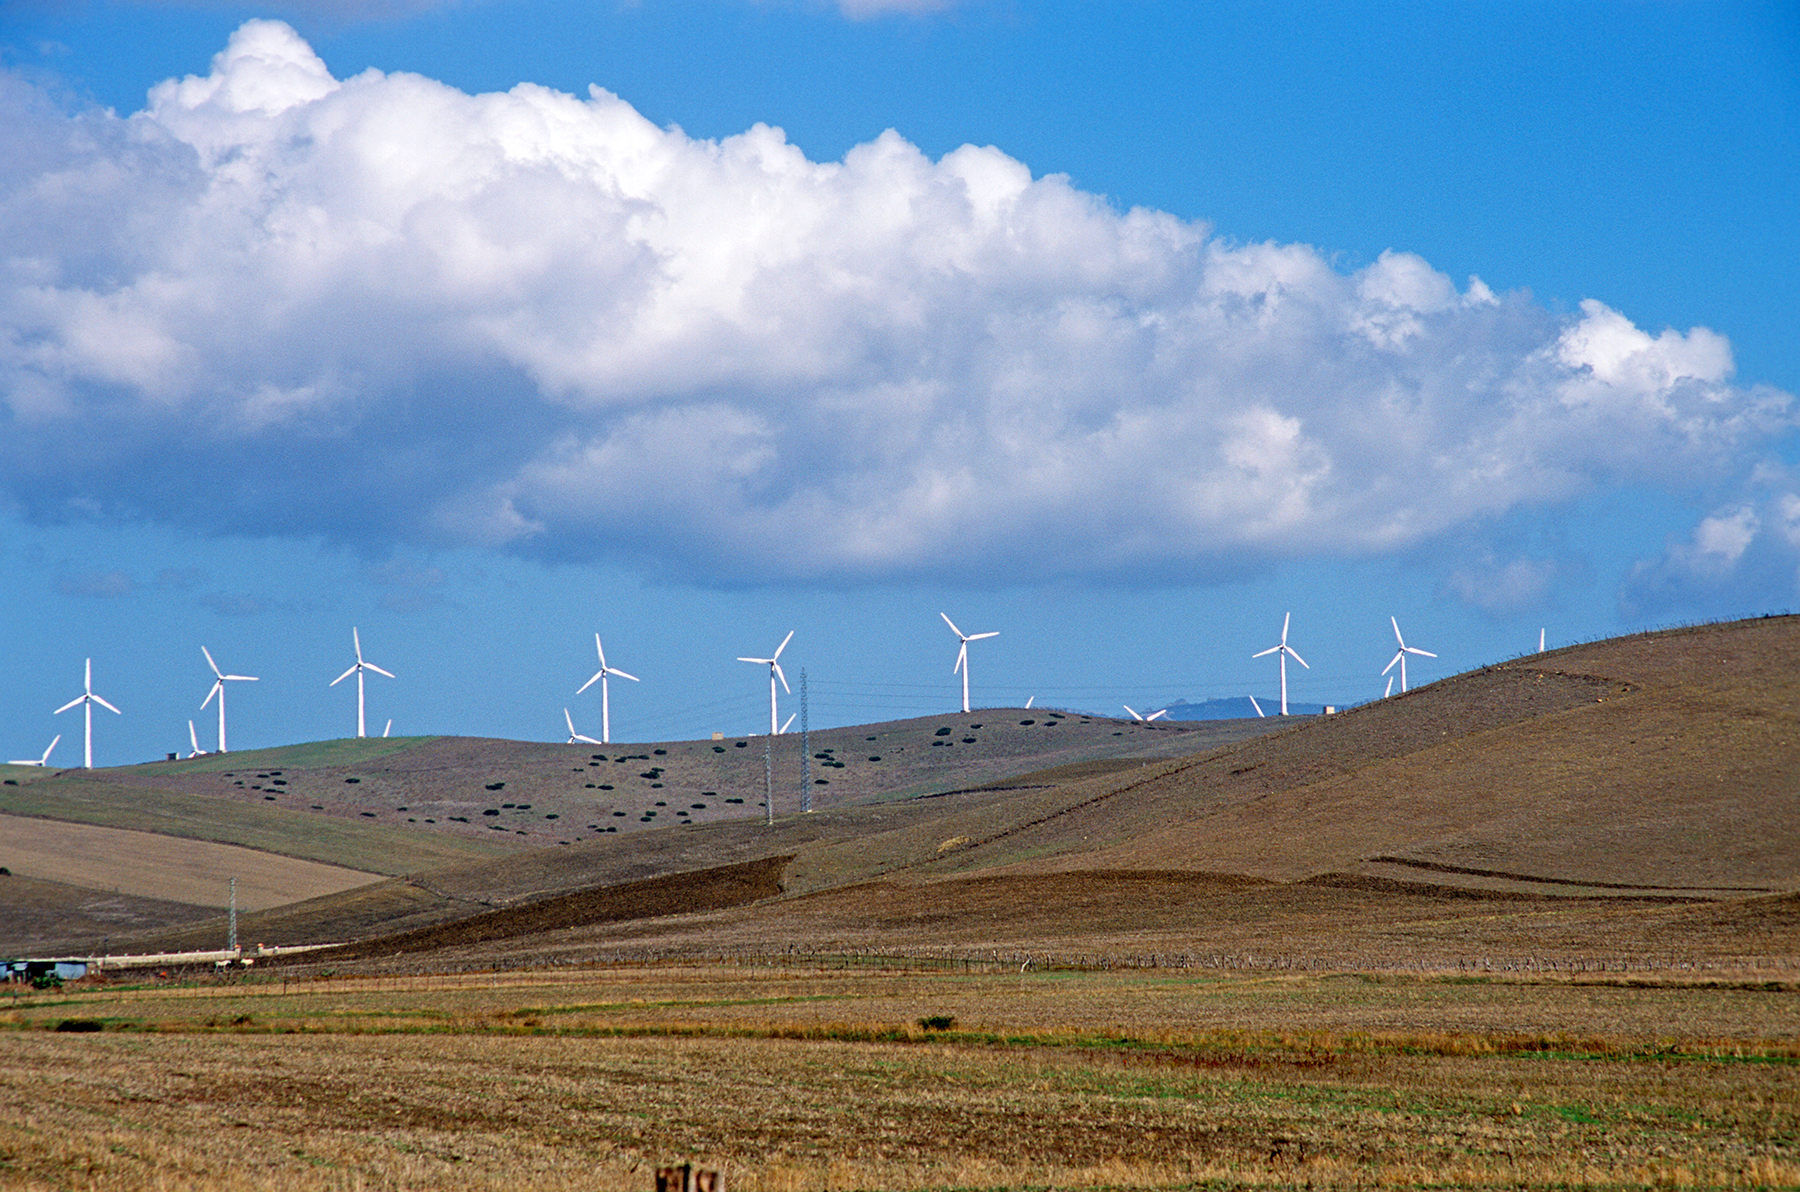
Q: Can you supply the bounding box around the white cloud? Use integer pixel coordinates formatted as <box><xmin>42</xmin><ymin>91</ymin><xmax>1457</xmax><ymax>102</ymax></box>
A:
<box><xmin>1622</xmin><ymin>487</ymin><xmax>1800</xmax><ymax>620</ymax></box>
<box><xmin>1</xmin><ymin>21</ymin><xmax>1795</xmax><ymax>598</ymax></box>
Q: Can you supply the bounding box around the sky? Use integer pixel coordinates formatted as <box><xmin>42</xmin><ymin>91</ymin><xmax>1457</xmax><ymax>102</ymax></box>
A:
<box><xmin>2</xmin><ymin>0</ymin><xmax>1797</xmax><ymax>765</ymax></box>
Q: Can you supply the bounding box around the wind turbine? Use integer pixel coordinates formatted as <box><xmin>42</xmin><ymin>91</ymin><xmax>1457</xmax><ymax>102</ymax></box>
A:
<box><xmin>738</xmin><ymin>630</ymin><xmax>793</xmax><ymax>735</ymax></box>
<box><xmin>199</xmin><ymin>646</ymin><xmax>257</xmax><ymax>753</ymax></box>
<box><xmin>330</xmin><ymin>628</ymin><xmax>394</xmax><ymax>739</ymax></box>
<box><xmin>1123</xmin><ymin>705</ymin><xmax>1167</xmax><ymax>721</ymax></box>
<box><xmin>941</xmin><ymin>613</ymin><xmax>998</xmax><ymax>714</ymax></box>
<box><xmin>9</xmin><ymin>735</ymin><xmax>60</xmax><ymax>767</ymax></box>
<box><xmin>575</xmin><ymin>634</ymin><xmax>638</xmax><ymax>744</ymax></box>
<box><xmin>1382</xmin><ymin>616</ymin><xmax>1438</xmax><ymax>693</ymax></box>
<box><xmin>564</xmin><ymin>708</ymin><xmax>601</xmax><ymax>745</ymax></box>
<box><xmin>1252</xmin><ymin>612</ymin><xmax>1308</xmax><ymax>715</ymax></box>
<box><xmin>54</xmin><ymin>658</ymin><xmax>120</xmax><ymax>769</ymax></box>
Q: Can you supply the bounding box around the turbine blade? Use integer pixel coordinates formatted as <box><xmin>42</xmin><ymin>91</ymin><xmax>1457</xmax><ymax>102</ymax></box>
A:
<box><xmin>1123</xmin><ymin>705</ymin><xmax>1141</xmax><ymax>720</ymax></box>
<box><xmin>954</xmin><ymin>642</ymin><xmax>967</xmax><ymax>674</ymax></box>
<box><xmin>364</xmin><ymin>663</ymin><xmax>395</xmax><ymax>679</ymax></box>
<box><xmin>1382</xmin><ymin>652</ymin><xmax>1401</xmax><ymax>675</ymax></box>
<box><xmin>969</xmin><ymin>631</ymin><xmax>998</xmax><ymax>641</ymax></box>
<box><xmin>54</xmin><ymin>696</ymin><xmax>83</xmax><ymax>715</ymax></box>
<box><xmin>1385</xmin><ymin>675</ymin><xmax>1394</xmax><ymax>697</ymax></box>
<box><xmin>773</xmin><ymin>630</ymin><xmax>794</xmax><ymax>659</ymax></box>
<box><xmin>1248</xmin><ymin>695</ymin><xmax>1265</xmax><ymax>717</ymax></box>
<box><xmin>44</xmin><ymin>734</ymin><xmax>61</xmax><ymax>761</ymax></box>
<box><xmin>202</xmin><ymin>681</ymin><xmax>220</xmax><ymax>709</ymax></box>
<box><xmin>774</xmin><ymin>661</ymin><xmax>790</xmax><ymax>693</ymax></box>
<box><xmin>565</xmin><ymin>708</ymin><xmax>577</xmax><ymax>734</ymax></box>
<box><xmin>1391</xmin><ymin>615</ymin><xmax>1405</xmax><ymax>646</ymax></box>
<box><xmin>223</xmin><ymin>674</ymin><xmax>257</xmax><ymax>682</ymax></box>
<box><xmin>737</xmin><ymin>656</ymin><xmax>768</xmax><ymax>665</ymax></box>
<box><xmin>330</xmin><ymin>665</ymin><xmax>357</xmax><ymax>686</ymax></box>
<box><xmin>940</xmin><ymin>612</ymin><xmax>963</xmax><ymax>638</ymax></box>
<box><xmin>353</xmin><ymin>627</ymin><xmax>363</xmax><ymax>662</ymax></box>
<box><xmin>383</xmin><ymin>720</ymin><xmax>392</xmax><ymax>738</ymax></box>
<box><xmin>1410</xmin><ymin>647</ymin><xmax>1438</xmax><ymax>658</ymax></box>
<box><xmin>575</xmin><ymin>733</ymin><xmax>600</xmax><ymax>745</ymax></box>
<box><xmin>1281</xmin><ymin>611</ymin><xmax>1291</xmax><ymax>643</ymax></box>
<box><xmin>1147</xmin><ymin>710</ymin><xmax>1167</xmax><ymax>721</ymax></box>
<box><xmin>92</xmin><ymin>694</ymin><xmax>122</xmax><ymax>715</ymax></box>
<box><xmin>780</xmin><ymin>712</ymin><xmax>796</xmax><ymax>734</ymax></box>
<box><xmin>190</xmin><ymin>722</ymin><xmax>199</xmax><ymax>751</ymax></box>
<box><xmin>594</xmin><ymin>633</ymin><xmax>607</xmax><ymax>668</ymax></box>
<box><xmin>609</xmin><ymin>668</ymin><xmax>640</xmax><ymax>683</ymax></box>
<box><xmin>1252</xmin><ymin>645</ymin><xmax>1279</xmax><ymax>658</ymax></box>
<box><xmin>577</xmin><ymin>672</ymin><xmax>604</xmax><ymax>695</ymax></box>
<box><xmin>1287</xmin><ymin>648</ymin><xmax>1309</xmax><ymax>669</ymax></box>
<box><xmin>202</xmin><ymin>645</ymin><xmax>222</xmax><ymax>677</ymax></box>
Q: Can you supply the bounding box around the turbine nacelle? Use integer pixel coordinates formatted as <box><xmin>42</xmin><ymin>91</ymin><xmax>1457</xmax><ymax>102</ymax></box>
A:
<box><xmin>330</xmin><ymin>627</ymin><xmax>394</xmax><ymax>738</ymax></box>
<box><xmin>564</xmin><ymin>708</ymin><xmax>601</xmax><ymax>746</ymax></box>
<box><xmin>738</xmin><ymin>630</ymin><xmax>794</xmax><ymax>734</ymax></box>
<box><xmin>9</xmin><ymin>734</ymin><xmax>60</xmax><ymax>767</ymax></box>
<box><xmin>941</xmin><ymin>613</ymin><xmax>998</xmax><ymax>713</ymax></box>
<box><xmin>54</xmin><ymin>658</ymin><xmax>120</xmax><ymax>769</ymax></box>
<box><xmin>1381</xmin><ymin>616</ymin><xmax>1437</xmax><ymax>693</ymax></box>
<box><xmin>576</xmin><ymin>633</ymin><xmax>639</xmax><ymax>744</ymax></box>
<box><xmin>199</xmin><ymin>645</ymin><xmax>257</xmax><ymax>752</ymax></box>
<box><xmin>1252</xmin><ymin>611</ymin><xmax>1308</xmax><ymax>715</ymax></box>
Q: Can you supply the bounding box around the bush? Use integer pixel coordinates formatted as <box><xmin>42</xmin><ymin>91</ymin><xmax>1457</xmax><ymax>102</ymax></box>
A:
<box><xmin>485</xmin><ymin>782</ymin><xmax>505</xmax><ymax>791</ymax></box>
<box><xmin>55</xmin><ymin>1018</ymin><xmax>102</xmax><ymax>1032</ymax></box>
<box><xmin>934</xmin><ymin>727</ymin><xmax>952</xmax><ymax>736</ymax></box>
<box><xmin>917</xmin><ymin>1015</ymin><xmax>955</xmax><ymax>1031</ymax></box>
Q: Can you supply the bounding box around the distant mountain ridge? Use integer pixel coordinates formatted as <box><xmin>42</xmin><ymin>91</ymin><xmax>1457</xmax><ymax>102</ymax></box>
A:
<box><xmin>1159</xmin><ymin>696</ymin><xmax>1330</xmax><ymax>719</ymax></box>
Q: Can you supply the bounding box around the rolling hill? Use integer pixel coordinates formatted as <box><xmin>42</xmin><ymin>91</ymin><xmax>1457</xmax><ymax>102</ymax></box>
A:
<box><xmin>5</xmin><ymin>615</ymin><xmax>1796</xmax><ymax>969</ymax></box>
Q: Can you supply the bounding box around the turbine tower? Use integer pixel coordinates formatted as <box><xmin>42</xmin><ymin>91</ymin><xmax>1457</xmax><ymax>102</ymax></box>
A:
<box><xmin>941</xmin><ymin>613</ymin><xmax>998</xmax><ymax>714</ymax></box>
<box><xmin>200</xmin><ymin>646</ymin><xmax>258</xmax><ymax>753</ymax></box>
<box><xmin>564</xmin><ymin>708</ymin><xmax>601</xmax><ymax>745</ymax></box>
<box><xmin>1252</xmin><ymin>611</ymin><xmax>1308</xmax><ymax>716</ymax></box>
<box><xmin>54</xmin><ymin>658</ymin><xmax>120</xmax><ymax>769</ymax></box>
<box><xmin>329</xmin><ymin>627</ymin><xmax>394</xmax><ymax>738</ymax></box>
<box><xmin>1381</xmin><ymin>616</ymin><xmax>1437</xmax><ymax>693</ymax></box>
<box><xmin>9</xmin><ymin>735</ymin><xmax>60</xmax><ymax>767</ymax></box>
<box><xmin>575</xmin><ymin>634</ymin><xmax>638</xmax><ymax>744</ymax></box>
<box><xmin>738</xmin><ymin>630</ymin><xmax>793</xmax><ymax>736</ymax></box>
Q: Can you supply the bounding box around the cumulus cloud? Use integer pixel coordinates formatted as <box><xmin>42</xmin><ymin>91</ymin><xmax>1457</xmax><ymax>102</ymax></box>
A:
<box><xmin>1621</xmin><ymin>487</ymin><xmax>1800</xmax><ymax>620</ymax></box>
<box><xmin>2</xmin><ymin>21</ymin><xmax>1795</xmax><ymax>597</ymax></box>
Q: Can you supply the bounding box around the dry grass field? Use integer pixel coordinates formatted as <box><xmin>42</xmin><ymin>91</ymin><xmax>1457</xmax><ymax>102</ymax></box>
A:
<box><xmin>3</xmin><ymin>617</ymin><xmax>1798</xmax><ymax>1190</ymax></box>
<box><xmin>1</xmin><ymin>962</ymin><xmax>1793</xmax><ymax>1191</ymax></box>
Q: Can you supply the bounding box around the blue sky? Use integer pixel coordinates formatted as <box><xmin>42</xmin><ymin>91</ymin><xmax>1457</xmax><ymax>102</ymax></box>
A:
<box><xmin>2</xmin><ymin>0</ymin><xmax>1796</xmax><ymax>764</ymax></box>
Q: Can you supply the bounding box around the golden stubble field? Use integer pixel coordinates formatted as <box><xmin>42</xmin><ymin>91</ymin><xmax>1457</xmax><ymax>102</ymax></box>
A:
<box><xmin>1</xmin><ymin>963</ymin><xmax>1794</xmax><ymax>1191</ymax></box>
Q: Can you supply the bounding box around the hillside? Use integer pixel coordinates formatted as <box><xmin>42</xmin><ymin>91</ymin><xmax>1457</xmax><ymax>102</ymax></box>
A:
<box><xmin>8</xmin><ymin>616</ymin><xmax>1797</xmax><ymax>968</ymax></box>
<box><xmin>1</xmin><ymin>708</ymin><xmax>1264</xmax><ymax>953</ymax></box>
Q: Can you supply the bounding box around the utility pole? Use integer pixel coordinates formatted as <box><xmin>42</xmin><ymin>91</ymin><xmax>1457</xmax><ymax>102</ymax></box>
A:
<box><xmin>228</xmin><ymin>876</ymin><xmax>238</xmax><ymax>955</ymax></box>
<box><xmin>800</xmin><ymin>668</ymin><xmax>811</xmax><ymax>814</ymax></box>
<box><xmin>763</xmin><ymin>737</ymin><xmax>773</xmax><ymax>827</ymax></box>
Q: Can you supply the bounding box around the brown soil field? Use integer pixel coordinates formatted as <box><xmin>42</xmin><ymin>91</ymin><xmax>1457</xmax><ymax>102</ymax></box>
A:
<box><xmin>0</xmin><ymin>815</ymin><xmax>378</xmax><ymax>911</ymax></box>
<box><xmin>0</xmin><ymin>964</ymin><xmax>1792</xmax><ymax>1191</ymax></box>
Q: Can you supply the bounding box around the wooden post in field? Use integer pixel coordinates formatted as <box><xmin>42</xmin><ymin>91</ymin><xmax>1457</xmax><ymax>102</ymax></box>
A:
<box><xmin>656</xmin><ymin>1163</ymin><xmax>724</xmax><ymax>1192</ymax></box>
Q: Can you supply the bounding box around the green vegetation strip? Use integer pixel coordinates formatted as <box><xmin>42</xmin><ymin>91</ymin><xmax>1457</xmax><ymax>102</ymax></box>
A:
<box><xmin>8</xmin><ymin>1010</ymin><xmax>1791</xmax><ymax>1065</ymax></box>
